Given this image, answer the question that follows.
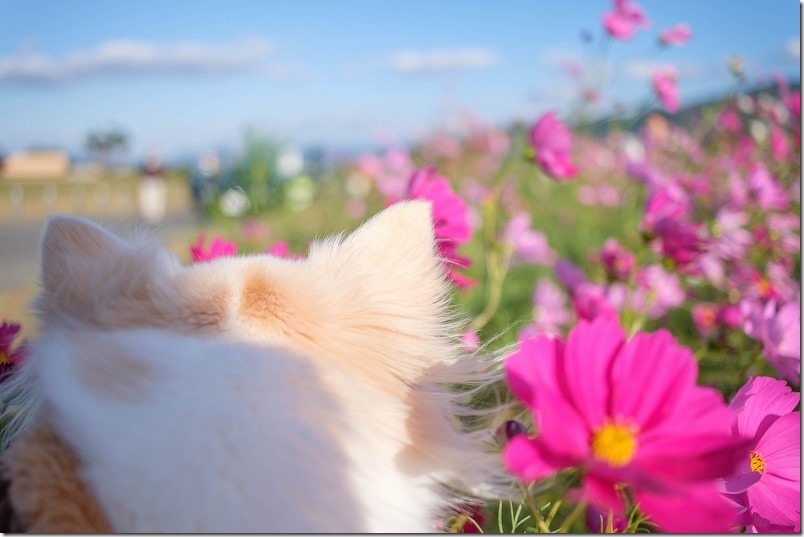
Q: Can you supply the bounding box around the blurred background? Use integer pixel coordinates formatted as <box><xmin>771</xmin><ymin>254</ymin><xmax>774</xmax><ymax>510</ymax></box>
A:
<box><xmin>0</xmin><ymin>0</ymin><xmax>800</xmax><ymax>330</ymax></box>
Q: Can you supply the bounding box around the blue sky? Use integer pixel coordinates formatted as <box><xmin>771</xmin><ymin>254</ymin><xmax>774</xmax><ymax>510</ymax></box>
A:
<box><xmin>0</xmin><ymin>0</ymin><xmax>799</xmax><ymax>161</ymax></box>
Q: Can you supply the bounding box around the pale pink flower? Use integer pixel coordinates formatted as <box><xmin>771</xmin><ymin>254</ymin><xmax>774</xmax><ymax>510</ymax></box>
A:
<box><xmin>740</xmin><ymin>300</ymin><xmax>800</xmax><ymax>384</ymax></box>
<box><xmin>461</xmin><ymin>331</ymin><xmax>481</xmax><ymax>353</ymax></box>
<box><xmin>602</xmin><ymin>0</ymin><xmax>650</xmax><ymax>40</ymax></box>
<box><xmin>190</xmin><ymin>233</ymin><xmax>237</xmax><ymax>263</ymax></box>
<box><xmin>651</xmin><ymin>69</ymin><xmax>680</xmax><ymax>113</ymax></box>
<box><xmin>520</xmin><ymin>279</ymin><xmax>571</xmax><ymax>339</ymax></box>
<box><xmin>504</xmin><ymin>213</ymin><xmax>556</xmax><ymax>265</ymax></box>
<box><xmin>505</xmin><ymin>317</ymin><xmax>747</xmax><ymax>533</ymax></box>
<box><xmin>748</xmin><ymin>165</ymin><xmax>790</xmax><ymax>211</ymax></box>
<box><xmin>692</xmin><ymin>304</ymin><xmax>718</xmax><ymax>338</ymax></box>
<box><xmin>529</xmin><ymin>111</ymin><xmax>578</xmax><ymax>180</ymax></box>
<box><xmin>659</xmin><ymin>23</ymin><xmax>692</xmax><ymax>46</ymax></box>
<box><xmin>631</xmin><ymin>264</ymin><xmax>685</xmax><ymax>319</ymax></box>
<box><xmin>723</xmin><ymin>377</ymin><xmax>801</xmax><ymax>532</ymax></box>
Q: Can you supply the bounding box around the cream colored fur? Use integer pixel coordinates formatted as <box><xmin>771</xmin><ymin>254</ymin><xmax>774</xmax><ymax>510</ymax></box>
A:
<box><xmin>0</xmin><ymin>201</ymin><xmax>505</xmax><ymax>532</ymax></box>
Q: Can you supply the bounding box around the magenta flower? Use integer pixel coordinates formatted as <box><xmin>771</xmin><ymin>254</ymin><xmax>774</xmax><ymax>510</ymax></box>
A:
<box><xmin>504</xmin><ymin>213</ymin><xmax>556</xmax><ymax>265</ymax></box>
<box><xmin>571</xmin><ymin>282</ymin><xmax>618</xmax><ymax>322</ymax></box>
<box><xmin>652</xmin><ymin>218</ymin><xmax>703</xmax><ymax>268</ymax></box>
<box><xmin>403</xmin><ymin>167</ymin><xmax>474</xmax><ymax>288</ymax></box>
<box><xmin>599</xmin><ymin>238</ymin><xmax>635</xmax><ymax>281</ymax></box>
<box><xmin>554</xmin><ymin>259</ymin><xmax>587</xmax><ymax>293</ymax></box>
<box><xmin>190</xmin><ymin>233</ymin><xmax>238</xmax><ymax>263</ymax></box>
<box><xmin>602</xmin><ymin>0</ymin><xmax>650</xmax><ymax>40</ymax></box>
<box><xmin>0</xmin><ymin>321</ymin><xmax>27</xmax><ymax>378</ymax></box>
<box><xmin>504</xmin><ymin>317</ymin><xmax>747</xmax><ymax>532</ymax></box>
<box><xmin>769</xmin><ymin>126</ymin><xmax>790</xmax><ymax>160</ymax></box>
<box><xmin>529</xmin><ymin>111</ymin><xmax>578</xmax><ymax>180</ymax></box>
<box><xmin>722</xmin><ymin>377</ymin><xmax>801</xmax><ymax>532</ymax></box>
<box><xmin>740</xmin><ymin>299</ymin><xmax>801</xmax><ymax>385</ymax></box>
<box><xmin>651</xmin><ymin>69</ymin><xmax>680</xmax><ymax>113</ymax></box>
<box><xmin>659</xmin><ymin>23</ymin><xmax>692</xmax><ymax>46</ymax></box>
<box><xmin>748</xmin><ymin>165</ymin><xmax>790</xmax><ymax>211</ymax></box>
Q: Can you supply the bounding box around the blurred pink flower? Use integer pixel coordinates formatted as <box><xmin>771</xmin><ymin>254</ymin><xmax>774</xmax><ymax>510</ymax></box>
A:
<box><xmin>717</xmin><ymin>304</ymin><xmax>743</xmax><ymax>330</ymax></box>
<box><xmin>651</xmin><ymin>69</ymin><xmax>680</xmax><ymax>113</ymax></box>
<box><xmin>554</xmin><ymin>259</ymin><xmax>587</xmax><ymax>293</ymax></box>
<box><xmin>747</xmin><ymin>165</ymin><xmax>790</xmax><ymax>211</ymax></box>
<box><xmin>722</xmin><ymin>377</ymin><xmax>801</xmax><ymax>532</ymax></box>
<box><xmin>572</xmin><ymin>282</ymin><xmax>618</xmax><ymax>322</ymax></box>
<box><xmin>631</xmin><ymin>264</ymin><xmax>685</xmax><ymax>319</ymax></box>
<box><xmin>717</xmin><ymin>108</ymin><xmax>743</xmax><ymax>134</ymax></box>
<box><xmin>0</xmin><ymin>321</ymin><xmax>27</xmax><ymax>377</ymax></box>
<box><xmin>602</xmin><ymin>0</ymin><xmax>650</xmax><ymax>40</ymax></box>
<box><xmin>404</xmin><ymin>167</ymin><xmax>474</xmax><ymax>288</ymax></box>
<box><xmin>529</xmin><ymin>279</ymin><xmax>571</xmax><ymax>337</ymax></box>
<box><xmin>659</xmin><ymin>23</ymin><xmax>692</xmax><ymax>46</ymax></box>
<box><xmin>504</xmin><ymin>213</ymin><xmax>556</xmax><ymax>265</ymax></box>
<box><xmin>529</xmin><ymin>111</ymin><xmax>578</xmax><ymax>180</ymax></box>
<box><xmin>642</xmin><ymin>185</ymin><xmax>690</xmax><ymax>234</ymax></box>
<box><xmin>190</xmin><ymin>233</ymin><xmax>237</xmax><ymax>263</ymax></box>
<box><xmin>599</xmin><ymin>238</ymin><xmax>636</xmax><ymax>280</ymax></box>
<box><xmin>652</xmin><ymin>218</ymin><xmax>703</xmax><ymax>268</ymax></box>
<box><xmin>505</xmin><ymin>317</ymin><xmax>746</xmax><ymax>533</ymax></box>
<box><xmin>740</xmin><ymin>300</ymin><xmax>800</xmax><ymax>385</ymax></box>
<box><xmin>769</xmin><ymin>126</ymin><xmax>790</xmax><ymax>160</ymax></box>
<box><xmin>265</xmin><ymin>241</ymin><xmax>291</xmax><ymax>258</ymax></box>
<box><xmin>692</xmin><ymin>304</ymin><xmax>718</xmax><ymax>338</ymax></box>
<box><xmin>461</xmin><ymin>331</ymin><xmax>481</xmax><ymax>353</ymax></box>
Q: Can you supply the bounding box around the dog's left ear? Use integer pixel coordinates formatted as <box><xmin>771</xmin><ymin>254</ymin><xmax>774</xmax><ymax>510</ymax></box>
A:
<box><xmin>311</xmin><ymin>200</ymin><xmax>446</xmax><ymax>300</ymax></box>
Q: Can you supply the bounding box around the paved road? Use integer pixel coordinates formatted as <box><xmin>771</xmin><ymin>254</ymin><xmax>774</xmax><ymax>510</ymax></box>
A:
<box><xmin>0</xmin><ymin>213</ymin><xmax>198</xmax><ymax>291</ymax></box>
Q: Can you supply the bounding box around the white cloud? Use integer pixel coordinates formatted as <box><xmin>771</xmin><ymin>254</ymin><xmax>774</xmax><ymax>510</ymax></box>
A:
<box><xmin>389</xmin><ymin>48</ymin><xmax>498</xmax><ymax>74</ymax></box>
<box><xmin>785</xmin><ymin>37</ymin><xmax>800</xmax><ymax>60</ymax></box>
<box><xmin>0</xmin><ymin>36</ymin><xmax>275</xmax><ymax>83</ymax></box>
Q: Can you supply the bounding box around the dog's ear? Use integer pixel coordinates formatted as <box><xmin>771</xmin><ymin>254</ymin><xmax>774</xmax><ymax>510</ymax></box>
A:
<box><xmin>40</xmin><ymin>216</ymin><xmax>126</xmax><ymax>295</ymax></box>
<box><xmin>312</xmin><ymin>200</ymin><xmax>446</xmax><ymax>305</ymax></box>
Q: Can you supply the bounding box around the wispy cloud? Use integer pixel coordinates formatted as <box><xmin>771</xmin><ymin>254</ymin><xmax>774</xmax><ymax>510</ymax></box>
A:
<box><xmin>0</xmin><ymin>37</ymin><xmax>275</xmax><ymax>84</ymax></box>
<box><xmin>785</xmin><ymin>37</ymin><xmax>800</xmax><ymax>60</ymax></box>
<box><xmin>389</xmin><ymin>48</ymin><xmax>498</xmax><ymax>74</ymax></box>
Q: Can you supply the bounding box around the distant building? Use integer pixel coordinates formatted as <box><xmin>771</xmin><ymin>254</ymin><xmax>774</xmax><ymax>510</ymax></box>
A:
<box><xmin>0</xmin><ymin>151</ymin><xmax>70</xmax><ymax>180</ymax></box>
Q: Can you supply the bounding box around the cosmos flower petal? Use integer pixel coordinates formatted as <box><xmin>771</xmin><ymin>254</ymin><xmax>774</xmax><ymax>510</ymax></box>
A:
<box><xmin>609</xmin><ymin>329</ymin><xmax>697</xmax><ymax>429</ymax></box>
<box><xmin>730</xmin><ymin>376</ymin><xmax>800</xmax><ymax>441</ymax></box>
<box><xmin>635</xmin><ymin>483</ymin><xmax>739</xmax><ymax>533</ymax></box>
<box><xmin>505</xmin><ymin>335</ymin><xmax>564</xmax><ymax>409</ymax></box>
<box><xmin>503</xmin><ymin>436</ymin><xmax>562</xmax><ymax>483</ymax></box>
<box><xmin>562</xmin><ymin>317</ymin><xmax>625</xmax><ymax>428</ymax></box>
<box><xmin>745</xmin><ymin>475</ymin><xmax>801</xmax><ymax>531</ymax></box>
<box><xmin>756</xmin><ymin>411</ymin><xmax>801</xmax><ymax>481</ymax></box>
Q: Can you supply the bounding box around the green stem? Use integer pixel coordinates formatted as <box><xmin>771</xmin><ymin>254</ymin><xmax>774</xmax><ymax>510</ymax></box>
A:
<box><xmin>558</xmin><ymin>501</ymin><xmax>588</xmax><ymax>533</ymax></box>
<box><xmin>520</xmin><ymin>484</ymin><xmax>551</xmax><ymax>533</ymax></box>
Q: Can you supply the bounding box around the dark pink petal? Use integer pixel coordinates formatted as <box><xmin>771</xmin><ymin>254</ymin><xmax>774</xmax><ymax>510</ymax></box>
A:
<box><xmin>635</xmin><ymin>483</ymin><xmax>740</xmax><ymax>533</ymax></box>
<box><xmin>579</xmin><ymin>474</ymin><xmax>625</xmax><ymax>513</ymax></box>
<box><xmin>505</xmin><ymin>335</ymin><xmax>564</xmax><ymax>409</ymax></box>
<box><xmin>730</xmin><ymin>377</ymin><xmax>800</xmax><ymax>440</ymax></box>
<box><xmin>756</xmin><ymin>411</ymin><xmax>800</xmax><ymax>481</ymax></box>
<box><xmin>745</xmin><ymin>474</ymin><xmax>801</xmax><ymax>531</ymax></box>
<box><xmin>609</xmin><ymin>329</ymin><xmax>697</xmax><ymax>430</ymax></box>
<box><xmin>503</xmin><ymin>436</ymin><xmax>562</xmax><ymax>483</ymax></box>
<box><xmin>562</xmin><ymin>318</ymin><xmax>625</xmax><ymax>428</ymax></box>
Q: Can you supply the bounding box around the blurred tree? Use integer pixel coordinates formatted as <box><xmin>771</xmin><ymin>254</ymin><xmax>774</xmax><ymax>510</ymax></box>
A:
<box><xmin>86</xmin><ymin>129</ymin><xmax>129</xmax><ymax>173</ymax></box>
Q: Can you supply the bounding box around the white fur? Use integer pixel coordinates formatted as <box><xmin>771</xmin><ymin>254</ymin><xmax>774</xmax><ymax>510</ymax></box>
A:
<box><xmin>1</xmin><ymin>202</ymin><xmax>508</xmax><ymax>532</ymax></box>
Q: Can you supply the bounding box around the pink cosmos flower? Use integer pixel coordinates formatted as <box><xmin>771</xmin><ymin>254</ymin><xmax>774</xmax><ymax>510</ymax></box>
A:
<box><xmin>0</xmin><ymin>321</ymin><xmax>27</xmax><ymax>378</ymax></box>
<box><xmin>651</xmin><ymin>69</ymin><xmax>680</xmax><ymax>113</ymax></box>
<box><xmin>403</xmin><ymin>167</ymin><xmax>474</xmax><ymax>288</ymax></box>
<box><xmin>722</xmin><ymin>377</ymin><xmax>801</xmax><ymax>532</ymax></box>
<box><xmin>599</xmin><ymin>238</ymin><xmax>636</xmax><ymax>281</ymax></box>
<box><xmin>572</xmin><ymin>282</ymin><xmax>618</xmax><ymax>322</ymax></box>
<box><xmin>554</xmin><ymin>259</ymin><xmax>587</xmax><ymax>293</ymax></box>
<box><xmin>769</xmin><ymin>127</ymin><xmax>790</xmax><ymax>160</ymax></box>
<box><xmin>504</xmin><ymin>213</ymin><xmax>556</xmax><ymax>265</ymax></box>
<box><xmin>520</xmin><ymin>279</ymin><xmax>571</xmax><ymax>339</ymax></box>
<box><xmin>461</xmin><ymin>331</ymin><xmax>481</xmax><ymax>353</ymax></box>
<box><xmin>529</xmin><ymin>111</ymin><xmax>578</xmax><ymax>180</ymax></box>
<box><xmin>602</xmin><ymin>0</ymin><xmax>650</xmax><ymax>40</ymax></box>
<box><xmin>631</xmin><ymin>264</ymin><xmax>685</xmax><ymax>319</ymax></box>
<box><xmin>652</xmin><ymin>218</ymin><xmax>703</xmax><ymax>268</ymax></box>
<box><xmin>740</xmin><ymin>299</ymin><xmax>801</xmax><ymax>384</ymax></box>
<box><xmin>505</xmin><ymin>317</ymin><xmax>747</xmax><ymax>533</ymax></box>
<box><xmin>693</xmin><ymin>304</ymin><xmax>718</xmax><ymax>338</ymax></box>
<box><xmin>190</xmin><ymin>233</ymin><xmax>238</xmax><ymax>263</ymax></box>
<box><xmin>659</xmin><ymin>23</ymin><xmax>692</xmax><ymax>46</ymax></box>
<box><xmin>717</xmin><ymin>108</ymin><xmax>743</xmax><ymax>134</ymax></box>
<box><xmin>747</xmin><ymin>165</ymin><xmax>790</xmax><ymax>211</ymax></box>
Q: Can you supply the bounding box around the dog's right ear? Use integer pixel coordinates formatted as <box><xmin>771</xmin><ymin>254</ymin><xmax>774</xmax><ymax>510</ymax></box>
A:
<box><xmin>40</xmin><ymin>216</ymin><xmax>126</xmax><ymax>295</ymax></box>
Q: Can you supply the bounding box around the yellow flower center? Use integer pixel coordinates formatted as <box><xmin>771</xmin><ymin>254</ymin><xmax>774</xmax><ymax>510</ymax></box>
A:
<box><xmin>0</xmin><ymin>351</ymin><xmax>12</xmax><ymax>366</ymax></box>
<box><xmin>750</xmin><ymin>450</ymin><xmax>766</xmax><ymax>473</ymax></box>
<box><xmin>591</xmin><ymin>420</ymin><xmax>638</xmax><ymax>467</ymax></box>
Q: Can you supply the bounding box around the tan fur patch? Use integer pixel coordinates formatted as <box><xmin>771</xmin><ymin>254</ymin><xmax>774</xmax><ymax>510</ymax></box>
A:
<box><xmin>3</xmin><ymin>419</ymin><xmax>111</xmax><ymax>533</ymax></box>
<box><xmin>76</xmin><ymin>339</ymin><xmax>154</xmax><ymax>403</ymax></box>
<box><xmin>239</xmin><ymin>271</ymin><xmax>285</xmax><ymax>324</ymax></box>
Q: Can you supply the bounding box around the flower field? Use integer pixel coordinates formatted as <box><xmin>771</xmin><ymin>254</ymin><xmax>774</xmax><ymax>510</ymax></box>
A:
<box><xmin>1</xmin><ymin>0</ymin><xmax>800</xmax><ymax>532</ymax></box>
